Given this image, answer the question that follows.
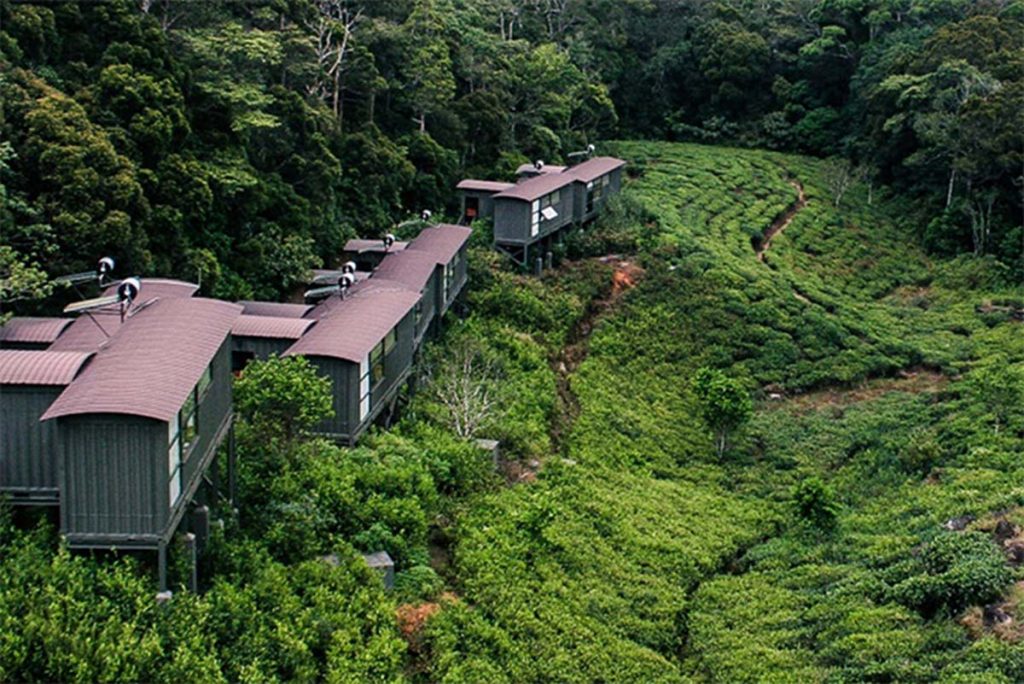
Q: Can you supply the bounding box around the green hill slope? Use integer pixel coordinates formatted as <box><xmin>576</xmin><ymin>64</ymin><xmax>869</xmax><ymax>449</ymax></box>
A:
<box><xmin>426</xmin><ymin>141</ymin><xmax>1024</xmax><ymax>683</ymax></box>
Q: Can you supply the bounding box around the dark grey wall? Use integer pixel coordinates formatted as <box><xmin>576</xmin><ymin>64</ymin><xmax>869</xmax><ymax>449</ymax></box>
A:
<box><xmin>494</xmin><ymin>190</ymin><xmax>573</xmax><ymax>246</ymax></box>
<box><xmin>436</xmin><ymin>244</ymin><xmax>469</xmax><ymax>316</ymax></box>
<box><xmin>415</xmin><ymin>273</ymin><xmax>438</xmax><ymax>344</ymax></box>
<box><xmin>576</xmin><ymin>168</ymin><xmax>624</xmax><ymax>223</ymax></box>
<box><xmin>178</xmin><ymin>341</ymin><xmax>232</xmax><ymax>504</ymax></box>
<box><xmin>0</xmin><ymin>385</ymin><xmax>63</xmax><ymax>500</ymax></box>
<box><xmin>232</xmin><ymin>336</ymin><xmax>292</xmax><ymax>367</ymax></box>
<box><xmin>460</xmin><ymin>190</ymin><xmax>498</xmax><ymax>222</ymax></box>
<box><xmin>307</xmin><ymin>356</ymin><xmax>358</xmax><ymax>439</ymax></box>
<box><xmin>493</xmin><ymin>199</ymin><xmax>530</xmax><ymax>245</ymax></box>
<box><xmin>59</xmin><ymin>339</ymin><xmax>234</xmax><ymax>546</ymax></box>
<box><xmin>307</xmin><ymin>308</ymin><xmax>416</xmax><ymax>444</ymax></box>
<box><xmin>60</xmin><ymin>415</ymin><xmax>164</xmax><ymax>543</ymax></box>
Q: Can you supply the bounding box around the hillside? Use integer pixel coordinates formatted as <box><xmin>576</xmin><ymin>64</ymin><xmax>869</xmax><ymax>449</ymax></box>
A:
<box><xmin>421</xmin><ymin>141</ymin><xmax>1024</xmax><ymax>682</ymax></box>
<box><xmin>0</xmin><ymin>140</ymin><xmax>1021</xmax><ymax>682</ymax></box>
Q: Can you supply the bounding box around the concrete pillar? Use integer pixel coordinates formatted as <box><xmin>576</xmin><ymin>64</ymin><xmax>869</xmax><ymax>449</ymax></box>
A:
<box><xmin>183</xmin><ymin>533</ymin><xmax>197</xmax><ymax>593</ymax></box>
<box><xmin>157</xmin><ymin>542</ymin><xmax>168</xmax><ymax>592</ymax></box>
<box><xmin>546</xmin><ymin>251</ymin><xmax>553</xmax><ymax>270</ymax></box>
<box><xmin>193</xmin><ymin>505</ymin><xmax>210</xmax><ymax>550</ymax></box>
<box><xmin>535</xmin><ymin>256</ymin><xmax>543</xmax><ymax>275</ymax></box>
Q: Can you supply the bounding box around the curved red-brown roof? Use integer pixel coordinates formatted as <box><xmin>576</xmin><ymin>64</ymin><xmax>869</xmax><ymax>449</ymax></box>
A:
<box><xmin>406</xmin><ymin>224</ymin><xmax>472</xmax><ymax>264</ymax></box>
<box><xmin>287</xmin><ymin>289</ymin><xmax>419</xmax><ymax>363</ymax></box>
<box><xmin>494</xmin><ymin>172</ymin><xmax>577</xmax><ymax>202</ymax></box>
<box><xmin>568</xmin><ymin>156</ymin><xmax>626</xmax><ymax>183</ymax></box>
<box><xmin>343</xmin><ymin>239</ymin><xmax>409</xmax><ymax>254</ymax></box>
<box><xmin>0</xmin><ymin>317</ymin><xmax>73</xmax><ymax>344</ymax></box>
<box><xmin>515</xmin><ymin>163</ymin><xmax>566</xmax><ymax>175</ymax></box>
<box><xmin>42</xmin><ymin>298</ymin><xmax>242</xmax><ymax>422</ymax></box>
<box><xmin>0</xmin><ymin>350</ymin><xmax>93</xmax><ymax>386</ymax></box>
<box><xmin>53</xmin><ymin>278</ymin><xmax>201</xmax><ymax>353</ymax></box>
<box><xmin>239</xmin><ymin>301</ymin><xmax>313</xmax><ymax>318</ymax></box>
<box><xmin>457</xmin><ymin>180</ymin><xmax>515</xmax><ymax>193</ymax></box>
<box><xmin>232</xmin><ymin>315</ymin><xmax>314</xmax><ymax>340</ymax></box>
<box><xmin>48</xmin><ymin>309</ymin><xmax>125</xmax><ymax>352</ymax></box>
<box><xmin>102</xmin><ymin>278</ymin><xmax>199</xmax><ymax>301</ymax></box>
<box><xmin>308</xmin><ymin>269</ymin><xmax>371</xmax><ymax>285</ymax></box>
<box><xmin>372</xmin><ymin>250</ymin><xmax>438</xmax><ymax>292</ymax></box>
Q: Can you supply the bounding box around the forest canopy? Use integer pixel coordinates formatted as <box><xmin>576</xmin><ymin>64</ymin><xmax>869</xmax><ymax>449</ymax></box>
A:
<box><xmin>1</xmin><ymin>0</ymin><xmax>1021</xmax><ymax>308</ymax></box>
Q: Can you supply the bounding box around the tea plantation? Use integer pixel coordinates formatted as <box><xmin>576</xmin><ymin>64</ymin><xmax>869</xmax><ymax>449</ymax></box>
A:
<box><xmin>424</xmin><ymin>141</ymin><xmax>1024</xmax><ymax>682</ymax></box>
<box><xmin>1</xmin><ymin>141</ymin><xmax>1020</xmax><ymax>682</ymax></box>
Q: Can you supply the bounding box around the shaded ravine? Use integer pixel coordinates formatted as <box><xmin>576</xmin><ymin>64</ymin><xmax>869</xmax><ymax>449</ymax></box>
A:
<box><xmin>756</xmin><ymin>179</ymin><xmax>807</xmax><ymax>262</ymax></box>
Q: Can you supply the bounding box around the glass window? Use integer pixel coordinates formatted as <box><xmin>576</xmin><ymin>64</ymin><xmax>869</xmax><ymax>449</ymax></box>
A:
<box><xmin>172</xmin><ymin>371</ymin><xmax>204</xmax><ymax>465</ymax></box>
<box><xmin>168</xmin><ymin>414</ymin><xmax>182</xmax><ymax>508</ymax></box>
<box><xmin>182</xmin><ymin>410</ymin><xmax>197</xmax><ymax>452</ymax></box>
<box><xmin>370</xmin><ymin>341</ymin><xmax>385</xmax><ymax>386</ymax></box>
<box><xmin>197</xmin><ymin>364</ymin><xmax>212</xmax><ymax>397</ymax></box>
<box><xmin>359</xmin><ymin>355</ymin><xmax>371</xmax><ymax>418</ymax></box>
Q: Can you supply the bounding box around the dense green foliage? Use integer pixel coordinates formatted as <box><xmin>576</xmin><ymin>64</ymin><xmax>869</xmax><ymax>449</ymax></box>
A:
<box><xmin>1</xmin><ymin>0</ymin><xmax>1023</xmax><ymax>679</ymax></box>
<box><xmin>1</xmin><ymin>0</ymin><xmax>1020</xmax><ymax>310</ymax></box>
<box><xmin>0</xmin><ymin>511</ymin><xmax>404</xmax><ymax>682</ymax></box>
<box><xmin>2</xmin><ymin>134</ymin><xmax>1023</xmax><ymax>683</ymax></box>
<box><xmin>422</xmin><ymin>141</ymin><xmax>1024</xmax><ymax>682</ymax></box>
<box><xmin>234</xmin><ymin>354</ymin><xmax>334</xmax><ymax>441</ymax></box>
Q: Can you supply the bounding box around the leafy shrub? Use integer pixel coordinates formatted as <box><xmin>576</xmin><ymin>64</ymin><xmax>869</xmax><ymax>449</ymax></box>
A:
<box><xmin>234</xmin><ymin>355</ymin><xmax>334</xmax><ymax>441</ymax></box>
<box><xmin>692</xmin><ymin>366</ymin><xmax>752</xmax><ymax>457</ymax></box>
<box><xmin>791</xmin><ymin>476</ymin><xmax>840</xmax><ymax>530</ymax></box>
<box><xmin>394</xmin><ymin>565</ymin><xmax>444</xmax><ymax>602</ymax></box>
<box><xmin>892</xmin><ymin>532</ymin><xmax>1013</xmax><ymax>616</ymax></box>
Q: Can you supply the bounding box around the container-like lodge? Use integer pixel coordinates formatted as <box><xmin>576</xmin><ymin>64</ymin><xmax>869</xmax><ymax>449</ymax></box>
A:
<box><xmin>0</xmin><ymin>223</ymin><xmax>472</xmax><ymax>589</ymax></box>
<box><xmin>457</xmin><ymin>155</ymin><xmax>626</xmax><ymax>267</ymax></box>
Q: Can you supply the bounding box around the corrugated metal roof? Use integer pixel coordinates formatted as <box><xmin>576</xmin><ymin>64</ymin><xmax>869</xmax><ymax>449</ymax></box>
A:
<box><xmin>494</xmin><ymin>172</ymin><xmax>578</xmax><ymax>202</ymax></box>
<box><xmin>569</xmin><ymin>156</ymin><xmax>626</xmax><ymax>183</ymax></box>
<box><xmin>406</xmin><ymin>224</ymin><xmax>472</xmax><ymax>264</ymax></box>
<box><xmin>102</xmin><ymin>278</ymin><xmax>199</xmax><ymax>301</ymax></box>
<box><xmin>232</xmin><ymin>315</ymin><xmax>314</xmax><ymax>340</ymax></box>
<box><xmin>0</xmin><ymin>350</ymin><xmax>93</xmax><ymax>386</ymax></box>
<box><xmin>239</xmin><ymin>301</ymin><xmax>313</xmax><ymax>318</ymax></box>
<box><xmin>287</xmin><ymin>289</ymin><xmax>419</xmax><ymax>363</ymax></box>
<box><xmin>457</xmin><ymin>179</ymin><xmax>515</xmax><ymax>193</ymax></box>
<box><xmin>51</xmin><ymin>278</ymin><xmax>201</xmax><ymax>353</ymax></box>
<box><xmin>343</xmin><ymin>239</ymin><xmax>409</xmax><ymax>254</ymax></box>
<box><xmin>48</xmin><ymin>309</ymin><xmax>126</xmax><ymax>352</ymax></box>
<box><xmin>308</xmin><ymin>269</ymin><xmax>371</xmax><ymax>285</ymax></box>
<box><xmin>0</xmin><ymin>317</ymin><xmax>73</xmax><ymax>344</ymax></box>
<box><xmin>516</xmin><ymin>163</ymin><xmax>566</xmax><ymax>175</ymax></box>
<box><xmin>371</xmin><ymin>250</ymin><xmax>438</xmax><ymax>292</ymax></box>
<box><xmin>42</xmin><ymin>298</ymin><xmax>242</xmax><ymax>422</ymax></box>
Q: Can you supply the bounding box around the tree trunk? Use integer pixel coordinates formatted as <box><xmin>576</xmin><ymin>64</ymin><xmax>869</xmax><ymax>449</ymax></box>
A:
<box><xmin>333</xmin><ymin>70</ymin><xmax>342</xmax><ymax>129</ymax></box>
<box><xmin>946</xmin><ymin>168</ymin><xmax>956</xmax><ymax>208</ymax></box>
<box><xmin>418</xmin><ymin>111</ymin><xmax>426</xmax><ymax>134</ymax></box>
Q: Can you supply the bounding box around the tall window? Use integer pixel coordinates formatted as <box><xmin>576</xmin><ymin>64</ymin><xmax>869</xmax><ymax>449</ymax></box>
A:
<box><xmin>531</xmin><ymin>190</ymin><xmax>561</xmax><ymax>238</ymax></box>
<box><xmin>360</xmin><ymin>328</ymin><xmax>397</xmax><ymax>421</ymax></box>
<box><xmin>167</xmin><ymin>362</ymin><xmax>213</xmax><ymax>508</ymax></box>
<box><xmin>168</xmin><ymin>414</ymin><xmax>181</xmax><ymax>507</ymax></box>
<box><xmin>587</xmin><ymin>175</ymin><xmax>610</xmax><ymax>213</ymax></box>
<box><xmin>444</xmin><ymin>260</ymin><xmax>455</xmax><ymax>301</ymax></box>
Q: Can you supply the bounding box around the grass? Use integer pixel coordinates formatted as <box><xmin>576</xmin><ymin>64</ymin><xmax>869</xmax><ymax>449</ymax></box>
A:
<box><xmin>425</xmin><ymin>140</ymin><xmax>1024</xmax><ymax>682</ymax></box>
